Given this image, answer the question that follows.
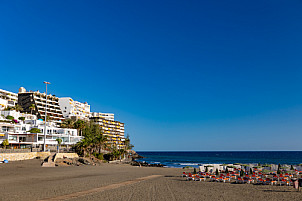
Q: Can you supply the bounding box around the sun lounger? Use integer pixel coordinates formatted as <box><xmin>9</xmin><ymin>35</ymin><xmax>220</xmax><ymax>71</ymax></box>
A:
<box><xmin>193</xmin><ymin>175</ymin><xmax>201</xmax><ymax>181</ymax></box>
<box><xmin>186</xmin><ymin>173</ymin><xmax>193</xmax><ymax>181</ymax></box>
<box><xmin>210</xmin><ymin>176</ymin><xmax>217</xmax><ymax>182</ymax></box>
<box><xmin>236</xmin><ymin>177</ymin><xmax>243</xmax><ymax>184</ymax></box>
<box><xmin>257</xmin><ymin>178</ymin><xmax>264</xmax><ymax>185</ymax></box>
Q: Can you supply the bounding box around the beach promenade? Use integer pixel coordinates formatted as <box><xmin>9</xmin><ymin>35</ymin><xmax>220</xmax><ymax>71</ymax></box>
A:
<box><xmin>1</xmin><ymin>159</ymin><xmax>302</xmax><ymax>201</ymax></box>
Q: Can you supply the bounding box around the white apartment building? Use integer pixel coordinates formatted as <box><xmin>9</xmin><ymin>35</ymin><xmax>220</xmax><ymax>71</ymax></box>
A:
<box><xmin>0</xmin><ymin>110</ymin><xmax>37</xmax><ymax>121</ymax></box>
<box><xmin>0</xmin><ymin>119</ymin><xmax>82</xmax><ymax>148</ymax></box>
<box><xmin>18</xmin><ymin>87</ymin><xmax>64</xmax><ymax>124</ymax></box>
<box><xmin>90</xmin><ymin>112</ymin><xmax>114</xmax><ymax>121</ymax></box>
<box><xmin>0</xmin><ymin>88</ymin><xmax>18</xmax><ymax>110</ymax></box>
<box><xmin>90</xmin><ymin>117</ymin><xmax>125</xmax><ymax>149</ymax></box>
<box><xmin>59</xmin><ymin>97</ymin><xmax>90</xmax><ymax>120</ymax></box>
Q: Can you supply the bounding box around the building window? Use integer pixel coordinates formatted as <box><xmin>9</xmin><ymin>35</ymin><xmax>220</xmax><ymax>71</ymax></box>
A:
<box><xmin>2</xmin><ymin>127</ymin><xmax>9</xmax><ymax>132</ymax></box>
<box><xmin>8</xmin><ymin>136</ymin><xmax>17</xmax><ymax>141</ymax></box>
<box><xmin>19</xmin><ymin>137</ymin><xmax>26</xmax><ymax>142</ymax></box>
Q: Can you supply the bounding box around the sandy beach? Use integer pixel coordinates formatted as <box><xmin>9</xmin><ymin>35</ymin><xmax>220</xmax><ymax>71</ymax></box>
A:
<box><xmin>1</xmin><ymin>159</ymin><xmax>302</xmax><ymax>201</ymax></box>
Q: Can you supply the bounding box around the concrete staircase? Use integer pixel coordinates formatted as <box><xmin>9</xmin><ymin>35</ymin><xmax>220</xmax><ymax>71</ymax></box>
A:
<box><xmin>41</xmin><ymin>153</ymin><xmax>56</xmax><ymax>167</ymax></box>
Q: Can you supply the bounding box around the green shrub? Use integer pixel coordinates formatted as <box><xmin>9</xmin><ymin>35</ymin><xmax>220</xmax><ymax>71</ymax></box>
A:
<box><xmin>6</xmin><ymin>115</ymin><xmax>14</xmax><ymax>120</ymax></box>
<box><xmin>97</xmin><ymin>153</ymin><xmax>104</xmax><ymax>160</ymax></box>
<box><xmin>28</xmin><ymin>128</ymin><xmax>41</xmax><ymax>133</ymax></box>
<box><xmin>1</xmin><ymin>139</ymin><xmax>9</xmax><ymax>149</ymax></box>
<box><xmin>18</xmin><ymin>117</ymin><xmax>25</xmax><ymax>121</ymax></box>
<box><xmin>103</xmin><ymin>153</ymin><xmax>114</xmax><ymax>161</ymax></box>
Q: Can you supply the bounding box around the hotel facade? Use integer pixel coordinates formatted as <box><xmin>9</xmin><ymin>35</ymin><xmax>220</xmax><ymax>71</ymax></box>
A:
<box><xmin>0</xmin><ymin>120</ymin><xmax>81</xmax><ymax>148</ymax></box>
<box><xmin>90</xmin><ymin>112</ymin><xmax>114</xmax><ymax>121</ymax></box>
<box><xmin>90</xmin><ymin>117</ymin><xmax>126</xmax><ymax>149</ymax></box>
<box><xmin>17</xmin><ymin>87</ymin><xmax>65</xmax><ymax>124</ymax></box>
<box><xmin>58</xmin><ymin>97</ymin><xmax>91</xmax><ymax>120</ymax></box>
<box><xmin>0</xmin><ymin>87</ymin><xmax>127</xmax><ymax>149</ymax></box>
<box><xmin>0</xmin><ymin>88</ymin><xmax>18</xmax><ymax>110</ymax></box>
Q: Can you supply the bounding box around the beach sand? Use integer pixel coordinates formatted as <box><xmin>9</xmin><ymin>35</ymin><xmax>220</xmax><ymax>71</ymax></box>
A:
<box><xmin>1</xmin><ymin>159</ymin><xmax>302</xmax><ymax>201</ymax></box>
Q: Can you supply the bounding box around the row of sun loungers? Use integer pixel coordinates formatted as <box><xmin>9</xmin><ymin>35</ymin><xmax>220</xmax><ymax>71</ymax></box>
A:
<box><xmin>183</xmin><ymin>170</ymin><xmax>300</xmax><ymax>186</ymax></box>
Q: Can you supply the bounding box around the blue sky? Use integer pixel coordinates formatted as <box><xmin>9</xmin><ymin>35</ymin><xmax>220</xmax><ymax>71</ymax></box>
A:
<box><xmin>1</xmin><ymin>0</ymin><xmax>302</xmax><ymax>151</ymax></box>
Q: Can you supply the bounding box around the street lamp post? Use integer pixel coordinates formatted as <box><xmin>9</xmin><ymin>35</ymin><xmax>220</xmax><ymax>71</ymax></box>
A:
<box><xmin>43</xmin><ymin>81</ymin><xmax>51</xmax><ymax>152</ymax></box>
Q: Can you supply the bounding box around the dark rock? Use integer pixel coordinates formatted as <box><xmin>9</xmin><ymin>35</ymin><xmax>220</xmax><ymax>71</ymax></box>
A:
<box><xmin>78</xmin><ymin>158</ymin><xmax>91</xmax><ymax>165</ymax></box>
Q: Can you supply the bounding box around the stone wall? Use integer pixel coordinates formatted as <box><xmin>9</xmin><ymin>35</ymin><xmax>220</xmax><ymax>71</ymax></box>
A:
<box><xmin>54</xmin><ymin>153</ymin><xmax>79</xmax><ymax>162</ymax></box>
<box><xmin>0</xmin><ymin>152</ymin><xmax>51</xmax><ymax>161</ymax></box>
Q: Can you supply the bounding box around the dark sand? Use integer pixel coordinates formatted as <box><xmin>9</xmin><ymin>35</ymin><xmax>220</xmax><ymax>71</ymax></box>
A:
<box><xmin>1</xmin><ymin>159</ymin><xmax>302</xmax><ymax>201</ymax></box>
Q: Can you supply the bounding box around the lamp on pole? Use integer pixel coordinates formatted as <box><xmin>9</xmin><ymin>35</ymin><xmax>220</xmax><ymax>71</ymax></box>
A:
<box><xmin>43</xmin><ymin>81</ymin><xmax>51</xmax><ymax>152</ymax></box>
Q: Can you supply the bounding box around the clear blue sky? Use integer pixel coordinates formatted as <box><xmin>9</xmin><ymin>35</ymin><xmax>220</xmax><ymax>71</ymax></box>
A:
<box><xmin>1</xmin><ymin>0</ymin><xmax>302</xmax><ymax>151</ymax></box>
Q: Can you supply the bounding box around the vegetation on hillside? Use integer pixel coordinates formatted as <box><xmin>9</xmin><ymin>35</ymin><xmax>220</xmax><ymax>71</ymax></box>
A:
<box><xmin>1</xmin><ymin>139</ymin><xmax>9</xmax><ymax>149</ymax></box>
<box><xmin>28</xmin><ymin>128</ymin><xmax>41</xmax><ymax>133</ymax></box>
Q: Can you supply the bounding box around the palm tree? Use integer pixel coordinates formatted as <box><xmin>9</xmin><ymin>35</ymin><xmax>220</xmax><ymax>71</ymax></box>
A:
<box><xmin>14</xmin><ymin>104</ymin><xmax>23</xmax><ymax>112</ymax></box>
<box><xmin>56</xmin><ymin>138</ymin><xmax>63</xmax><ymax>153</ymax></box>
<box><xmin>29</xmin><ymin>104</ymin><xmax>35</xmax><ymax>115</ymax></box>
<box><xmin>124</xmin><ymin>134</ymin><xmax>134</xmax><ymax>150</ymax></box>
<box><xmin>75</xmin><ymin>136</ymin><xmax>93</xmax><ymax>158</ymax></box>
<box><xmin>74</xmin><ymin>121</ymin><xmax>105</xmax><ymax>159</ymax></box>
<box><xmin>94</xmin><ymin>134</ymin><xmax>107</xmax><ymax>154</ymax></box>
<box><xmin>74</xmin><ymin>120</ymin><xmax>86</xmax><ymax>136</ymax></box>
<box><xmin>60</xmin><ymin>119</ymin><xmax>74</xmax><ymax>128</ymax></box>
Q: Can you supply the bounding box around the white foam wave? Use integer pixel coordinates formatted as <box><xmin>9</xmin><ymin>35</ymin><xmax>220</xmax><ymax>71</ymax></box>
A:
<box><xmin>179</xmin><ymin>163</ymin><xmax>200</xmax><ymax>166</ymax></box>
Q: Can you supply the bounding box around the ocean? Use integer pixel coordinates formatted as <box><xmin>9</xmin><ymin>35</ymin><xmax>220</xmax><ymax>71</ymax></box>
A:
<box><xmin>135</xmin><ymin>151</ymin><xmax>302</xmax><ymax>168</ymax></box>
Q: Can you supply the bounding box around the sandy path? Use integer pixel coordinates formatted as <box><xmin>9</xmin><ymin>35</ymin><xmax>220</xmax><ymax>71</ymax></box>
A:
<box><xmin>38</xmin><ymin>175</ymin><xmax>162</xmax><ymax>201</ymax></box>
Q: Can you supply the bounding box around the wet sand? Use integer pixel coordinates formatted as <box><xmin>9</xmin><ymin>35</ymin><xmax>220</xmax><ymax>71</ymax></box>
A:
<box><xmin>1</xmin><ymin>159</ymin><xmax>302</xmax><ymax>201</ymax></box>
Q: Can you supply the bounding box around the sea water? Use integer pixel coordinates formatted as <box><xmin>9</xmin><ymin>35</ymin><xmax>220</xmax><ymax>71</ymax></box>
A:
<box><xmin>135</xmin><ymin>151</ymin><xmax>302</xmax><ymax>168</ymax></box>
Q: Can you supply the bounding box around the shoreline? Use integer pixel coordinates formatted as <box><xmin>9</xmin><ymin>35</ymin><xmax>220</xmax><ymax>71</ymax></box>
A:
<box><xmin>135</xmin><ymin>151</ymin><xmax>302</xmax><ymax>169</ymax></box>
